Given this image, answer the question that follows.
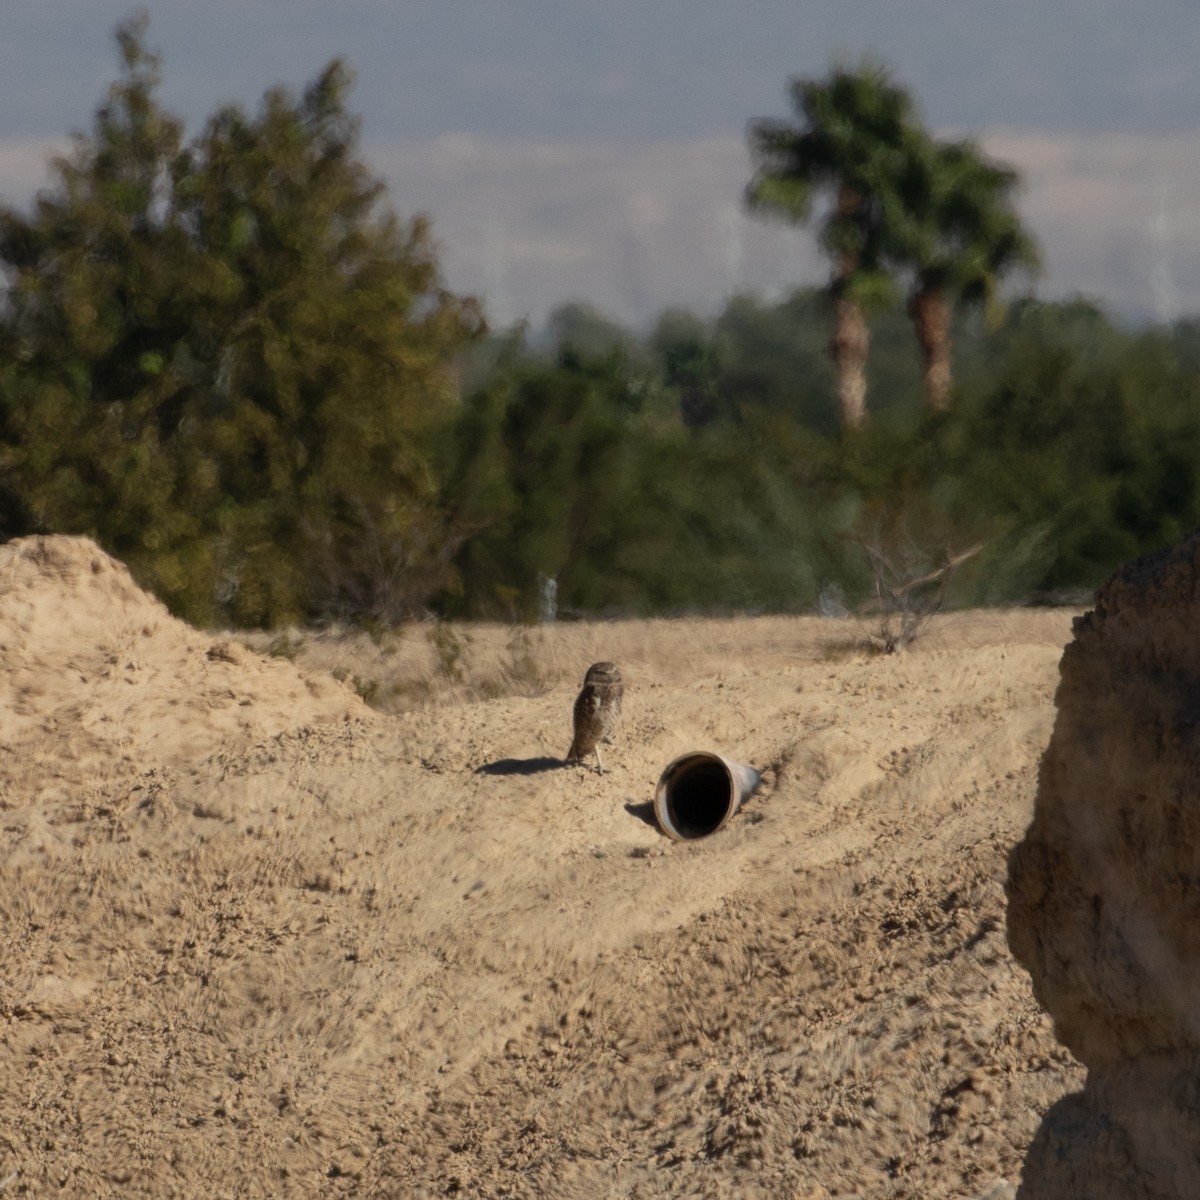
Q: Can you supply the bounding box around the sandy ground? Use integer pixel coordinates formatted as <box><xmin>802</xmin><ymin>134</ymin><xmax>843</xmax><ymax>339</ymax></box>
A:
<box><xmin>0</xmin><ymin>536</ymin><xmax>1084</xmax><ymax>1198</ymax></box>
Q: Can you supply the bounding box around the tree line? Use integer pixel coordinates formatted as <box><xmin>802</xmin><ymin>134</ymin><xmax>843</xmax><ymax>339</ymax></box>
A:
<box><xmin>446</xmin><ymin>294</ymin><xmax>1200</xmax><ymax>620</ymax></box>
<box><xmin>1</xmin><ymin>17</ymin><xmax>1197</xmax><ymax>627</ymax></box>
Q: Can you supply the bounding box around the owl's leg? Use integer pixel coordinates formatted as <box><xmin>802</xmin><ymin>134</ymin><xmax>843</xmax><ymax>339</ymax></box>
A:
<box><xmin>593</xmin><ymin>745</ymin><xmax>605</xmax><ymax>774</ymax></box>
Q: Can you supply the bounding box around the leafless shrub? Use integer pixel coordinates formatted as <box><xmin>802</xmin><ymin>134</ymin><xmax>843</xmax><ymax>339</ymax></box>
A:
<box><xmin>303</xmin><ymin>502</ymin><xmax>475</xmax><ymax>626</ymax></box>
<box><xmin>857</xmin><ymin>534</ymin><xmax>982</xmax><ymax>653</ymax></box>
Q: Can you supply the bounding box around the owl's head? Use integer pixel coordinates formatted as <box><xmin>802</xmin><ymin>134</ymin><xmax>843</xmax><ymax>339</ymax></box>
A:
<box><xmin>583</xmin><ymin>661</ymin><xmax>621</xmax><ymax>685</ymax></box>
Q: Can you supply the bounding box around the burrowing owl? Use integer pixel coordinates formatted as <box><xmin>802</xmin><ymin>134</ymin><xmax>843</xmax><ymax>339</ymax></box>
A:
<box><xmin>566</xmin><ymin>661</ymin><xmax>623</xmax><ymax>773</ymax></box>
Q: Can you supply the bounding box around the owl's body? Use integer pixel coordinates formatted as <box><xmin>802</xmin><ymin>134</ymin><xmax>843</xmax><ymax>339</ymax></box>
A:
<box><xmin>567</xmin><ymin>661</ymin><xmax>624</xmax><ymax>773</ymax></box>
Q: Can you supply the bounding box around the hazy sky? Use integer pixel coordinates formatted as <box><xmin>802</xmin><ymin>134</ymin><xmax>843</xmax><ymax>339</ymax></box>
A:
<box><xmin>3</xmin><ymin>2</ymin><xmax>1199</xmax><ymax>327</ymax></box>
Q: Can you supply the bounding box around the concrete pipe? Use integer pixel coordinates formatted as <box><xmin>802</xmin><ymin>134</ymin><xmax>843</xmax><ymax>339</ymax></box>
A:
<box><xmin>653</xmin><ymin>751</ymin><xmax>762</xmax><ymax>840</ymax></box>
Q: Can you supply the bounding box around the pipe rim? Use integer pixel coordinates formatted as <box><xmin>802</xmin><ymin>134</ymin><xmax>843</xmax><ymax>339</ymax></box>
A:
<box><xmin>653</xmin><ymin>751</ymin><xmax>738</xmax><ymax>841</ymax></box>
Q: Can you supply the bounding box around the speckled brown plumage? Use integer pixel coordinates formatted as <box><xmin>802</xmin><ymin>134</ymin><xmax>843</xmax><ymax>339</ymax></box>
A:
<box><xmin>566</xmin><ymin>661</ymin><xmax>623</xmax><ymax>773</ymax></box>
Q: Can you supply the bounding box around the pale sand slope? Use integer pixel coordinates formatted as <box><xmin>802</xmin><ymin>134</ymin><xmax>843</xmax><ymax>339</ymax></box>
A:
<box><xmin>0</xmin><ymin>536</ymin><xmax>1084</xmax><ymax>1199</ymax></box>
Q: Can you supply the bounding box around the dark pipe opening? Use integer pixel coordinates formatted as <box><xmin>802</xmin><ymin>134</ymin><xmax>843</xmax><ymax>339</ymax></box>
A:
<box><xmin>660</xmin><ymin>757</ymin><xmax>732</xmax><ymax>839</ymax></box>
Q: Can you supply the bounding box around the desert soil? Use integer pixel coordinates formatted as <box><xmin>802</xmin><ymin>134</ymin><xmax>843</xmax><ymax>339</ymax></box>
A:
<box><xmin>0</xmin><ymin>535</ymin><xmax>1084</xmax><ymax>1198</ymax></box>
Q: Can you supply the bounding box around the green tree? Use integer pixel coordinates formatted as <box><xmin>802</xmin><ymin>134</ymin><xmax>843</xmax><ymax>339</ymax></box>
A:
<box><xmin>649</xmin><ymin>307</ymin><xmax>726</xmax><ymax>427</ymax></box>
<box><xmin>173</xmin><ymin>58</ymin><xmax>482</xmax><ymax>624</ymax></box>
<box><xmin>931</xmin><ymin>298</ymin><xmax>1200</xmax><ymax>598</ymax></box>
<box><xmin>892</xmin><ymin>137</ymin><xmax>1039</xmax><ymax>410</ymax></box>
<box><xmin>447</xmin><ymin>328</ymin><xmax>644</xmax><ymax>618</ymax></box>
<box><xmin>0</xmin><ymin>14</ymin><xmax>209</xmax><ymax>583</ymax></box>
<box><xmin>0</xmin><ymin>15</ymin><xmax>481</xmax><ymax>625</ymax></box>
<box><xmin>746</xmin><ymin>61</ymin><xmax>924</xmax><ymax>429</ymax></box>
<box><xmin>713</xmin><ymin>290</ymin><xmax>842</xmax><ymax>432</ymax></box>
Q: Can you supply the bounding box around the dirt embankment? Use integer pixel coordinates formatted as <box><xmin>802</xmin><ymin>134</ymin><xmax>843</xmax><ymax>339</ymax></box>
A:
<box><xmin>1</xmin><ymin>534</ymin><xmax>1081</xmax><ymax>1198</ymax></box>
<box><xmin>1009</xmin><ymin>532</ymin><xmax>1200</xmax><ymax>1199</ymax></box>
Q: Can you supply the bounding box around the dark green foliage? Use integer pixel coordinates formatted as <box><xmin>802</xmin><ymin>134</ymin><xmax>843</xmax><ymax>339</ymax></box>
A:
<box><xmin>3</xmin><ymin>29</ymin><xmax>1198</xmax><ymax>627</ymax></box>
<box><xmin>0</xmin><ymin>15</ymin><xmax>481</xmax><ymax>625</ymax></box>
<box><xmin>891</xmin><ymin>136</ymin><xmax>1040</xmax><ymax>311</ymax></box>
<box><xmin>0</xmin><ymin>19</ymin><xmax>199</xmax><ymax>579</ymax></box>
<box><xmin>712</xmin><ymin>292</ymin><xmax>835</xmax><ymax>432</ymax></box>
<box><xmin>448</xmin><ymin>319</ymin><xmax>663</xmax><ymax>618</ymax></box>
<box><xmin>940</xmin><ymin>300</ymin><xmax>1200</xmax><ymax>597</ymax></box>
<box><xmin>446</xmin><ymin>291</ymin><xmax>1200</xmax><ymax>618</ymax></box>
<box><xmin>746</xmin><ymin>58</ymin><xmax>921</xmax><ymax>306</ymax></box>
<box><xmin>444</xmin><ymin>312</ymin><xmax>850</xmax><ymax>619</ymax></box>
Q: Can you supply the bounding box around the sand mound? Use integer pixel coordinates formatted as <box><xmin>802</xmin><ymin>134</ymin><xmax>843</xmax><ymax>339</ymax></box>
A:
<box><xmin>0</xmin><ymin>535</ymin><xmax>366</xmax><ymax>807</ymax></box>
<box><xmin>1008</xmin><ymin>532</ymin><xmax>1200</xmax><ymax>1199</ymax></box>
<box><xmin>0</xmin><ymin>537</ymin><xmax>1083</xmax><ymax>1197</ymax></box>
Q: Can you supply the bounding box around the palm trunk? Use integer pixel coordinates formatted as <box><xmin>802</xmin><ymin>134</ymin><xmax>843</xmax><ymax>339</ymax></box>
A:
<box><xmin>828</xmin><ymin>187</ymin><xmax>870</xmax><ymax>430</ymax></box>
<box><xmin>830</xmin><ymin>292</ymin><xmax>869</xmax><ymax>430</ymax></box>
<box><xmin>909</xmin><ymin>284</ymin><xmax>952</xmax><ymax>412</ymax></box>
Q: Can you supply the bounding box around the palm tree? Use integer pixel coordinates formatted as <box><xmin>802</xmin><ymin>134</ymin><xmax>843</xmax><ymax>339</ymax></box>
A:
<box><xmin>893</xmin><ymin>137</ymin><xmax>1040</xmax><ymax>411</ymax></box>
<box><xmin>746</xmin><ymin>62</ymin><xmax>924</xmax><ymax>429</ymax></box>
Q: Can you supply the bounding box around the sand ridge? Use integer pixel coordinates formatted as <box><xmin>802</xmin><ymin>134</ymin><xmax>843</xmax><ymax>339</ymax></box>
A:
<box><xmin>0</xmin><ymin>536</ymin><xmax>366</xmax><ymax>809</ymax></box>
<box><xmin>0</xmin><ymin>535</ymin><xmax>1082</xmax><ymax>1197</ymax></box>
